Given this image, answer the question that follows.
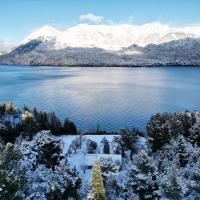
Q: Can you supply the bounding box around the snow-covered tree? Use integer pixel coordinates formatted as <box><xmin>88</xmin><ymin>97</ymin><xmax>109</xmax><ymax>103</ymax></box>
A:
<box><xmin>16</xmin><ymin>131</ymin><xmax>82</xmax><ymax>199</ymax></box>
<box><xmin>88</xmin><ymin>161</ymin><xmax>105</xmax><ymax>200</ymax></box>
<box><xmin>162</xmin><ymin>167</ymin><xmax>183</xmax><ymax>200</ymax></box>
<box><xmin>189</xmin><ymin>158</ymin><xmax>200</xmax><ymax>198</ymax></box>
<box><xmin>112</xmin><ymin>136</ymin><xmax>122</xmax><ymax>155</ymax></box>
<box><xmin>147</xmin><ymin>113</ymin><xmax>172</xmax><ymax>152</ymax></box>
<box><xmin>176</xmin><ymin>136</ymin><xmax>189</xmax><ymax>167</ymax></box>
<box><xmin>68</xmin><ymin>136</ymin><xmax>82</xmax><ymax>154</ymax></box>
<box><xmin>102</xmin><ymin>137</ymin><xmax>110</xmax><ymax>154</ymax></box>
<box><xmin>99</xmin><ymin>157</ymin><xmax>121</xmax><ymax>176</ymax></box>
<box><xmin>126</xmin><ymin>150</ymin><xmax>160</xmax><ymax>200</ymax></box>
<box><xmin>0</xmin><ymin>143</ymin><xmax>25</xmax><ymax>200</ymax></box>
<box><xmin>87</xmin><ymin>139</ymin><xmax>97</xmax><ymax>154</ymax></box>
<box><xmin>189</xmin><ymin>123</ymin><xmax>200</xmax><ymax>146</ymax></box>
<box><xmin>120</xmin><ymin>128</ymin><xmax>138</xmax><ymax>151</ymax></box>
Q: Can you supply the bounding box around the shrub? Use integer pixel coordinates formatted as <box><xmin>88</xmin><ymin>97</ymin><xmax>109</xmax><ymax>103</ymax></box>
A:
<box><xmin>87</xmin><ymin>139</ymin><xmax>97</xmax><ymax>154</ymax></box>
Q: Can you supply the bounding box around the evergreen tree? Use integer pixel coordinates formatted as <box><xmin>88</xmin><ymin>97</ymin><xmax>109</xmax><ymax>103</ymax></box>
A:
<box><xmin>176</xmin><ymin>137</ymin><xmax>189</xmax><ymax>167</ymax></box>
<box><xmin>87</xmin><ymin>139</ymin><xmax>97</xmax><ymax>154</ymax></box>
<box><xmin>102</xmin><ymin>137</ymin><xmax>110</xmax><ymax>154</ymax></box>
<box><xmin>127</xmin><ymin>151</ymin><xmax>160</xmax><ymax>200</ymax></box>
<box><xmin>120</xmin><ymin>128</ymin><xmax>138</xmax><ymax>151</ymax></box>
<box><xmin>0</xmin><ymin>103</ymin><xmax>6</xmax><ymax>116</ymax></box>
<box><xmin>23</xmin><ymin>104</ymin><xmax>30</xmax><ymax>112</ymax></box>
<box><xmin>192</xmin><ymin>166</ymin><xmax>200</xmax><ymax>198</ymax></box>
<box><xmin>147</xmin><ymin>113</ymin><xmax>171</xmax><ymax>152</ymax></box>
<box><xmin>188</xmin><ymin>124</ymin><xmax>200</xmax><ymax>146</ymax></box>
<box><xmin>88</xmin><ymin>162</ymin><xmax>105</xmax><ymax>200</ymax></box>
<box><xmin>179</xmin><ymin>112</ymin><xmax>193</xmax><ymax>138</ymax></box>
<box><xmin>20</xmin><ymin>111</ymin><xmax>38</xmax><ymax>139</ymax></box>
<box><xmin>46</xmin><ymin>187</ymin><xmax>63</xmax><ymax>200</ymax></box>
<box><xmin>49</xmin><ymin>112</ymin><xmax>62</xmax><ymax>135</ymax></box>
<box><xmin>62</xmin><ymin>118</ymin><xmax>77</xmax><ymax>134</ymax></box>
<box><xmin>120</xmin><ymin>128</ymin><xmax>141</xmax><ymax>159</ymax></box>
<box><xmin>170</xmin><ymin>119</ymin><xmax>184</xmax><ymax>137</ymax></box>
<box><xmin>37</xmin><ymin>111</ymin><xmax>50</xmax><ymax>130</ymax></box>
<box><xmin>0</xmin><ymin>143</ymin><xmax>25</xmax><ymax>200</ymax></box>
<box><xmin>162</xmin><ymin>167</ymin><xmax>183</xmax><ymax>200</ymax></box>
<box><xmin>33</xmin><ymin>131</ymin><xmax>63</xmax><ymax>169</ymax></box>
<box><xmin>100</xmin><ymin>157</ymin><xmax>121</xmax><ymax>175</ymax></box>
<box><xmin>62</xmin><ymin>166</ymin><xmax>82</xmax><ymax>199</ymax></box>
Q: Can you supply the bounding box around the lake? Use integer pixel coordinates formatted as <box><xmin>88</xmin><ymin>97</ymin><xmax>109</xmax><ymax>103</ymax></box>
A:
<box><xmin>0</xmin><ymin>65</ymin><xmax>200</xmax><ymax>132</ymax></box>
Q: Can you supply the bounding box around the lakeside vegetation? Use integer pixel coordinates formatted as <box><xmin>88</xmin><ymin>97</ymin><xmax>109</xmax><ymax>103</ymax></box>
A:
<box><xmin>0</xmin><ymin>102</ymin><xmax>77</xmax><ymax>143</ymax></box>
<box><xmin>0</xmin><ymin>102</ymin><xmax>200</xmax><ymax>199</ymax></box>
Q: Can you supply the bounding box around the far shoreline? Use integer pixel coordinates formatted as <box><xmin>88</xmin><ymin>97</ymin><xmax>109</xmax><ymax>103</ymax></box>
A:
<box><xmin>0</xmin><ymin>63</ymin><xmax>200</xmax><ymax>68</ymax></box>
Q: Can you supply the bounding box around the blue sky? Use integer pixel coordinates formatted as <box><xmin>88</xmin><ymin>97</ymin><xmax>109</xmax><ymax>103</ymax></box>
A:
<box><xmin>1</xmin><ymin>0</ymin><xmax>200</xmax><ymax>42</ymax></box>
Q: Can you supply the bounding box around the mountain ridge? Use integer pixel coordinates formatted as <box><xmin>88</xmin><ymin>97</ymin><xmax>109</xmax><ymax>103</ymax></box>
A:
<box><xmin>19</xmin><ymin>23</ymin><xmax>200</xmax><ymax>50</ymax></box>
<box><xmin>1</xmin><ymin>23</ymin><xmax>200</xmax><ymax>66</ymax></box>
<box><xmin>1</xmin><ymin>37</ymin><xmax>200</xmax><ymax>67</ymax></box>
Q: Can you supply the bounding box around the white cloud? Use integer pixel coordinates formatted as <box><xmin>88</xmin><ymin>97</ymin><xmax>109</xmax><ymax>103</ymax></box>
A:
<box><xmin>0</xmin><ymin>40</ymin><xmax>15</xmax><ymax>54</ymax></box>
<box><xmin>79</xmin><ymin>13</ymin><xmax>104</xmax><ymax>24</ymax></box>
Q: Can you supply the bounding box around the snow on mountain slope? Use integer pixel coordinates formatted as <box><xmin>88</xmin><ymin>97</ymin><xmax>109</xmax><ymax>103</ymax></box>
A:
<box><xmin>1</xmin><ymin>37</ymin><xmax>200</xmax><ymax>66</ymax></box>
<box><xmin>21</xmin><ymin>23</ymin><xmax>200</xmax><ymax>51</ymax></box>
<box><xmin>158</xmin><ymin>32</ymin><xmax>196</xmax><ymax>44</ymax></box>
<box><xmin>55</xmin><ymin>23</ymin><xmax>169</xmax><ymax>50</ymax></box>
<box><xmin>1</xmin><ymin>23</ymin><xmax>200</xmax><ymax>66</ymax></box>
<box><xmin>22</xmin><ymin>25</ymin><xmax>60</xmax><ymax>44</ymax></box>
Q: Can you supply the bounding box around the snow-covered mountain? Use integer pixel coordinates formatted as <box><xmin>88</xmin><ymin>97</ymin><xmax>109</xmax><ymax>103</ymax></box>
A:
<box><xmin>1</xmin><ymin>23</ymin><xmax>200</xmax><ymax>66</ymax></box>
<box><xmin>20</xmin><ymin>23</ymin><xmax>200</xmax><ymax>50</ymax></box>
<box><xmin>1</xmin><ymin>37</ymin><xmax>200</xmax><ymax>66</ymax></box>
<box><xmin>22</xmin><ymin>25</ymin><xmax>60</xmax><ymax>44</ymax></box>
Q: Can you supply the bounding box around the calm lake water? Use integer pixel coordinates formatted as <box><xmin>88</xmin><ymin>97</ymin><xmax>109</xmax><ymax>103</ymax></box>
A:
<box><xmin>0</xmin><ymin>65</ymin><xmax>200</xmax><ymax>132</ymax></box>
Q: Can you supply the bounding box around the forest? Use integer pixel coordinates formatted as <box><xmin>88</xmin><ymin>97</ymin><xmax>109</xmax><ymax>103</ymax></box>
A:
<box><xmin>0</xmin><ymin>102</ymin><xmax>200</xmax><ymax>200</ymax></box>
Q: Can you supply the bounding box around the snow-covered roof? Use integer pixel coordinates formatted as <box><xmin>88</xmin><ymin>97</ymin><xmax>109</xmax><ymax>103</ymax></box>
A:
<box><xmin>85</xmin><ymin>154</ymin><xmax>121</xmax><ymax>166</ymax></box>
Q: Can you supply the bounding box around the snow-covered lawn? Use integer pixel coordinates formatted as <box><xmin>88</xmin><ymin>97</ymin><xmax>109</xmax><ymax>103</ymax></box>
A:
<box><xmin>59</xmin><ymin>134</ymin><xmax>120</xmax><ymax>154</ymax></box>
<box><xmin>58</xmin><ymin>134</ymin><xmax>122</xmax><ymax>187</ymax></box>
<box><xmin>58</xmin><ymin>133</ymin><xmax>147</xmax><ymax>194</ymax></box>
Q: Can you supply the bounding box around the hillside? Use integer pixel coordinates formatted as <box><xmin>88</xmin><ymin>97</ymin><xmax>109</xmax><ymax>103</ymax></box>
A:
<box><xmin>1</xmin><ymin>37</ymin><xmax>200</xmax><ymax>66</ymax></box>
<box><xmin>1</xmin><ymin>23</ymin><xmax>200</xmax><ymax>66</ymax></box>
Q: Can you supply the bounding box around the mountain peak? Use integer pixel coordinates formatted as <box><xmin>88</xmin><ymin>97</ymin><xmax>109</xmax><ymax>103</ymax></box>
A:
<box><xmin>22</xmin><ymin>25</ymin><xmax>60</xmax><ymax>44</ymax></box>
<box><xmin>14</xmin><ymin>23</ymin><xmax>200</xmax><ymax>51</ymax></box>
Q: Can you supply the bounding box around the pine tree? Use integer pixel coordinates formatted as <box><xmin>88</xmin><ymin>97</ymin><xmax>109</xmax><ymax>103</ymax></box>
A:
<box><xmin>179</xmin><ymin>112</ymin><xmax>193</xmax><ymax>137</ymax></box>
<box><xmin>102</xmin><ymin>138</ymin><xmax>110</xmax><ymax>154</ymax></box>
<box><xmin>0</xmin><ymin>143</ymin><xmax>25</xmax><ymax>200</ymax></box>
<box><xmin>162</xmin><ymin>167</ymin><xmax>183</xmax><ymax>200</ymax></box>
<box><xmin>63</xmin><ymin>118</ymin><xmax>77</xmax><ymax>134</ymax></box>
<box><xmin>49</xmin><ymin>112</ymin><xmax>62</xmax><ymax>135</ymax></box>
<box><xmin>147</xmin><ymin>113</ymin><xmax>171</xmax><ymax>152</ymax></box>
<box><xmin>188</xmin><ymin>124</ymin><xmax>200</xmax><ymax>146</ymax></box>
<box><xmin>170</xmin><ymin>119</ymin><xmax>184</xmax><ymax>137</ymax></box>
<box><xmin>87</xmin><ymin>139</ymin><xmax>97</xmax><ymax>154</ymax></box>
<box><xmin>191</xmin><ymin>160</ymin><xmax>200</xmax><ymax>198</ymax></box>
<box><xmin>176</xmin><ymin>137</ymin><xmax>189</xmax><ymax>167</ymax></box>
<box><xmin>88</xmin><ymin>162</ymin><xmax>105</xmax><ymax>200</ymax></box>
<box><xmin>23</xmin><ymin>104</ymin><xmax>30</xmax><ymax>112</ymax></box>
<box><xmin>127</xmin><ymin>151</ymin><xmax>160</xmax><ymax>200</ymax></box>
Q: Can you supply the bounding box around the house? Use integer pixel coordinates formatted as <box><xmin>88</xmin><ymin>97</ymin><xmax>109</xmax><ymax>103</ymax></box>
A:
<box><xmin>84</xmin><ymin>153</ymin><xmax>122</xmax><ymax>169</ymax></box>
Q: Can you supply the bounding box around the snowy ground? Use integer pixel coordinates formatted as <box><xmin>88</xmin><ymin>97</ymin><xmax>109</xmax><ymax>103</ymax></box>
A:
<box><xmin>58</xmin><ymin>134</ymin><xmax>121</xmax><ymax>188</ymax></box>
<box><xmin>58</xmin><ymin>134</ymin><xmax>147</xmax><ymax>194</ymax></box>
<box><xmin>59</xmin><ymin>134</ymin><xmax>120</xmax><ymax>154</ymax></box>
